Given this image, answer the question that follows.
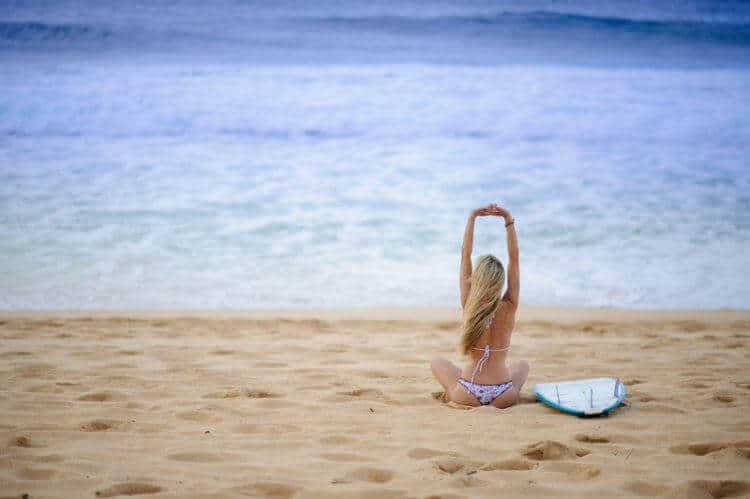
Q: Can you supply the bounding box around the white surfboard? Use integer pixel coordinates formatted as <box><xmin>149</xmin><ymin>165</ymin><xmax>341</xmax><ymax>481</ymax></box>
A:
<box><xmin>533</xmin><ymin>377</ymin><xmax>626</xmax><ymax>416</ymax></box>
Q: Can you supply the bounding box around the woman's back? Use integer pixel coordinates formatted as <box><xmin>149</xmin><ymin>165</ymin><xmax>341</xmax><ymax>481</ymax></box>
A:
<box><xmin>460</xmin><ymin>303</ymin><xmax>515</xmax><ymax>384</ymax></box>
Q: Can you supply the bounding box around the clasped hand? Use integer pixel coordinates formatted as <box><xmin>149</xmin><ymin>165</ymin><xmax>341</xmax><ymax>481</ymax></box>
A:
<box><xmin>471</xmin><ymin>203</ymin><xmax>511</xmax><ymax>221</ymax></box>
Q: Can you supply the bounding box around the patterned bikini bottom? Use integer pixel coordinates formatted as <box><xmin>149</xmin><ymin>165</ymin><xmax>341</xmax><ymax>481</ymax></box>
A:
<box><xmin>457</xmin><ymin>378</ymin><xmax>514</xmax><ymax>405</ymax></box>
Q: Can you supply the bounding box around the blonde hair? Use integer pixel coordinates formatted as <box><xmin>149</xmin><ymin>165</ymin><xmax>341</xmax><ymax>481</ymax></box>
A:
<box><xmin>460</xmin><ymin>254</ymin><xmax>505</xmax><ymax>355</ymax></box>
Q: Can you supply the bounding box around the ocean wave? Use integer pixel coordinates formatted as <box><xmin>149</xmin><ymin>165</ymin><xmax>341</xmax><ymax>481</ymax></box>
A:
<box><xmin>2</xmin><ymin>9</ymin><xmax>749</xmax><ymax>53</ymax></box>
<box><xmin>0</xmin><ymin>21</ymin><xmax>114</xmax><ymax>46</ymax></box>
<box><xmin>305</xmin><ymin>10</ymin><xmax>750</xmax><ymax>45</ymax></box>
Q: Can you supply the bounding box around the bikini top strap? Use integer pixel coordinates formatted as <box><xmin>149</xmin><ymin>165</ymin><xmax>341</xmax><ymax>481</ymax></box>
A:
<box><xmin>469</xmin><ymin>342</ymin><xmax>511</xmax><ymax>383</ymax></box>
<box><xmin>472</xmin><ymin>345</ymin><xmax>511</xmax><ymax>352</ymax></box>
<box><xmin>469</xmin><ymin>344</ymin><xmax>491</xmax><ymax>384</ymax></box>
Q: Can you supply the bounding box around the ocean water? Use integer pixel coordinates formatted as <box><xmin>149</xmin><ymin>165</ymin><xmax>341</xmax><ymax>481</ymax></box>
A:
<box><xmin>1</xmin><ymin>1</ymin><xmax>749</xmax><ymax>310</ymax></box>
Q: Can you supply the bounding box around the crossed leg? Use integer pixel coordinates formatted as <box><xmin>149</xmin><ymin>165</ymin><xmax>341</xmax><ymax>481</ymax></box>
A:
<box><xmin>429</xmin><ymin>356</ymin><xmax>476</xmax><ymax>406</ymax></box>
<box><xmin>430</xmin><ymin>356</ymin><xmax>461</xmax><ymax>393</ymax></box>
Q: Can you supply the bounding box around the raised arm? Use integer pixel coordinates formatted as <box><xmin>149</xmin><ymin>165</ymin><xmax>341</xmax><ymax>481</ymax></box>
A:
<box><xmin>459</xmin><ymin>211</ymin><xmax>477</xmax><ymax>309</ymax></box>
<box><xmin>460</xmin><ymin>205</ymin><xmax>494</xmax><ymax>309</ymax></box>
<box><xmin>499</xmin><ymin>209</ymin><xmax>519</xmax><ymax>308</ymax></box>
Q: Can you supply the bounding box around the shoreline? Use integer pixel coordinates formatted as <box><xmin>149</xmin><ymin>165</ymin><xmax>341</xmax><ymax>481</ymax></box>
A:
<box><xmin>1</xmin><ymin>304</ymin><xmax>748</xmax><ymax>322</ymax></box>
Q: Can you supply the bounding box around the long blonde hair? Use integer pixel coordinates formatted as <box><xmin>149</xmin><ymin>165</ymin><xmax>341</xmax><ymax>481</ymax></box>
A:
<box><xmin>461</xmin><ymin>254</ymin><xmax>505</xmax><ymax>355</ymax></box>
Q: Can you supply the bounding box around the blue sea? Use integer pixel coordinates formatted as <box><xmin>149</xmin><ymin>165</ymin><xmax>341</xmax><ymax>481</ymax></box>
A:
<box><xmin>1</xmin><ymin>1</ymin><xmax>749</xmax><ymax>310</ymax></box>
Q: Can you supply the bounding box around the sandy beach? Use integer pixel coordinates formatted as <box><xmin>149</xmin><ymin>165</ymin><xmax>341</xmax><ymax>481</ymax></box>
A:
<box><xmin>1</xmin><ymin>306</ymin><xmax>749</xmax><ymax>498</ymax></box>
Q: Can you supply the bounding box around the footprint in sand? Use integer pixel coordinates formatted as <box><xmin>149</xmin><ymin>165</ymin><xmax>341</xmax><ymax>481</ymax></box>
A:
<box><xmin>713</xmin><ymin>391</ymin><xmax>736</xmax><ymax>404</ymax></box>
<box><xmin>723</xmin><ymin>341</ymin><xmax>746</xmax><ymax>349</ymax></box>
<box><xmin>344</xmin><ymin>467</ymin><xmax>395</xmax><ymax>484</ymax></box>
<box><xmin>95</xmin><ymin>483</ymin><xmax>162</xmax><ymax>497</ymax></box>
<box><xmin>681</xmin><ymin>480</ymin><xmax>749</xmax><ymax>499</ymax></box>
<box><xmin>10</xmin><ymin>435</ymin><xmax>42</xmax><ymax>448</ymax></box>
<box><xmin>210</xmin><ymin>349</ymin><xmax>235</xmax><ymax>356</ymax></box>
<box><xmin>522</xmin><ymin>440</ymin><xmax>590</xmax><ymax>461</ymax></box>
<box><xmin>117</xmin><ymin>349</ymin><xmax>142</xmax><ymax>356</ymax></box>
<box><xmin>433</xmin><ymin>457</ymin><xmax>467</xmax><ymax>474</ymax></box>
<box><xmin>670</xmin><ymin>441</ymin><xmax>750</xmax><ymax>457</ymax></box>
<box><xmin>77</xmin><ymin>391</ymin><xmax>121</xmax><ymax>402</ymax></box>
<box><xmin>79</xmin><ymin>420</ymin><xmax>121</xmax><ymax>432</ymax></box>
<box><xmin>574</xmin><ymin>434</ymin><xmax>611</xmax><ymax>444</ymax></box>
<box><xmin>480</xmin><ymin>457</ymin><xmax>538</xmax><ymax>471</ymax></box>
<box><xmin>232</xmin><ymin>482</ymin><xmax>299</xmax><ymax>498</ymax></box>
<box><xmin>246</xmin><ymin>389</ymin><xmax>282</xmax><ymax>399</ymax></box>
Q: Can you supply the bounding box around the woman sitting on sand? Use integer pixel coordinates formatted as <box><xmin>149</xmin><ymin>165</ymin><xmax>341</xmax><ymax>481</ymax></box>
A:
<box><xmin>430</xmin><ymin>203</ymin><xmax>529</xmax><ymax>408</ymax></box>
